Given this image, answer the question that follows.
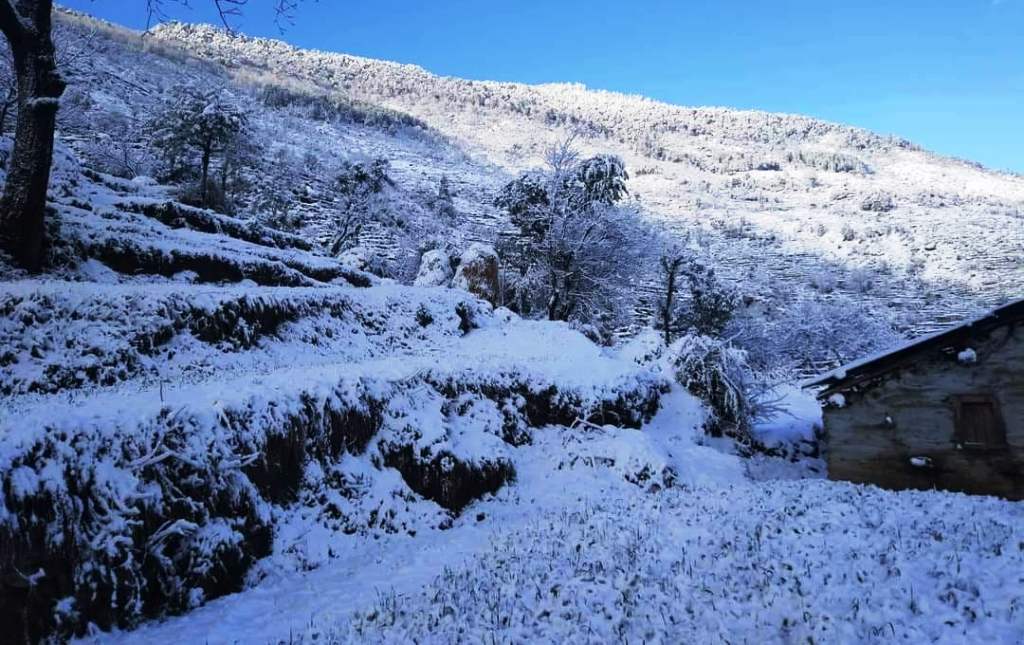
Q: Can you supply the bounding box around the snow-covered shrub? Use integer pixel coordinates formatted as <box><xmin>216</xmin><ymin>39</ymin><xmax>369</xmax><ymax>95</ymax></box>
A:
<box><xmin>861</xmin><ymin>191</ymin><xmax>896</xmax><ymax>212</ymax></box>
<box><xmin>251</xmin><ymin>73</ymin><xmax>430</xmax><ymax>134</ymax></box>
<box><xmin>761</xmin><ymin>296</ymin><xmax>902</xmax><ymax>370</ymax></box>
<box><xmin>847</xmin><ymin>267</ymin><xmax>875</xmax><ymax>293</ymax></box>
<box><xmin>430</xmin><ymin>175</ymin><xmax>456</xmax><ymax>219</ymax></box>
<box><xmin>452</xmin><ymin>243</ymin><xmax>499</xmax><ymax>305</ymax></box>
<box><xmin>617</xmin><ymin>327</ymin><xmax>668</xmax><ymax>367</ymax></box>
<box><xmin>0</xmin><ymin>350</ymin><xmax>667</xmax><ymax>640</ymax></box>
<box><xmin>786</xmin><ymin>149</ymin><xmax>871</xmax><ymax>174</ymax></box>
<box><xmin>81</xmin><ymin>112</ymin><xmax>155</xmax><ymax>179</ymax></box>
<box><xmin>679</xmin><ymin>257</ymin><xmax>740</xmax><ymax>336</ymax></box>
<box><xmin>669</xmin><ymin>334</ymin><xmax>753</xmax><ymax>440</ymax></box>
<box><xmin>809</xmin><ymin>268</ymin><xmax>838</xmax><ymax>293</ymax></box>
<box><xmin>253</xmin><ymin>189</ymin><xmax>304</xmax><ymax>234</ymax></box>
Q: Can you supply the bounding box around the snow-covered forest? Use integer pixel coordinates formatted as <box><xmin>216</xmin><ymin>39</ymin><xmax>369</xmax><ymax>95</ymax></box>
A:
<box><xmin>0</xmin><ymin>7</ymin><xmax>1022</xmax><ymax>644</ymax></box>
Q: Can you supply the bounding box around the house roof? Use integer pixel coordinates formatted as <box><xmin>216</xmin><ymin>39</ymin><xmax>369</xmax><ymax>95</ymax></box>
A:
<box><xmin>804</xmin><ymin>298</ymin><xmax>1024</xmax><ymax>394</ymax></box>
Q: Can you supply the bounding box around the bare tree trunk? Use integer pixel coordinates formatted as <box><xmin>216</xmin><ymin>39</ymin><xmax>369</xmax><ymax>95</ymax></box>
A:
<box><xmin>660</xmin><ymin>255</ymin><xmax>683</xmax><ymax>345</ymax></box>
<box><xmin>0</xmin><ymin>0</ymin><xmax>64</xmax><ymax>273</ymax></box>
<box><xmin>200</xmin><ymin>144</ymin><xmax>211</xmax><ymax>207</ymax></box>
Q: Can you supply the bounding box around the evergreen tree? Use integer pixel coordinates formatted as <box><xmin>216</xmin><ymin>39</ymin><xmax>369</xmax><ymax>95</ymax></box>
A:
<box><xmin>150</xmin><ymin>88</ymin><xmax>249</xmax><ymax>207</ymax></box>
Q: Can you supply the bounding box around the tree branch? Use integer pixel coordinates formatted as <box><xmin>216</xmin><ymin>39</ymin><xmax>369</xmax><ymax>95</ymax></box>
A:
<box><xmin>146</xmin><ymin>0</ymin><xmax>304</xmax><ymax>33</ymax></box>
<box><xmin>0</xmin><ymin>0</ymin><xmax>27</xmax><ymax>43</ymax></box>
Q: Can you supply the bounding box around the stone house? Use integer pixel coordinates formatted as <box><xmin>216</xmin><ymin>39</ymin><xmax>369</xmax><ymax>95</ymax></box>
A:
<box><xmin>806</xmin><ymin>299</ymin><xmax>1023</xmax><ymax>499</ymax></box>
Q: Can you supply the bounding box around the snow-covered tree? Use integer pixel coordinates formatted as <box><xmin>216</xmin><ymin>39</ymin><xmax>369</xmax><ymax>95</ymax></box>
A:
<box><xmin>84</xmin><ymin>112</ymin><xmax>149</xmax><ymax>178</ymax></box>
<box><xmin>0</xmin><ymin>0</ymin><xmax>304</xmax><ymax>271</ymax></box>
<box><xmin>496</xmin><ymin>144</ymin><xmax>647</xmax><ymax>325</ymax></box>
<box><xmin>656</xmin><ymin>249</ymin><xmax>686</xmax><ymax>345</ymax></box>
<box><xmin>329</xmin><ymin>158</ymin><xmax>395</xmax><ymax>256</ymax></box>
<box><xmin>149</xmin><ymin>87</ymin><xmax>249</xmax><ymax>207</ymax></box>
<box><xmin>679</xmin><ymin>257</ymin><xmax>739</xmax><ymax>337</ymax></box>
<box><xmin>569</xmin><ymin>154</ymin><xmax>628</xmax><ymax>208</ymax></box>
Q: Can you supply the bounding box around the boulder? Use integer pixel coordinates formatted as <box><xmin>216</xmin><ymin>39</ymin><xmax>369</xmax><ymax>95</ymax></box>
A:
<box><xmin>453</xmin><ymin>243</ymin><xmax>499</xmax><ymax>305</ymax></box>
<box><xmin>413</xmin><ymin>249</ymin><xmax>453</xmax><ymax>287</ymax></box>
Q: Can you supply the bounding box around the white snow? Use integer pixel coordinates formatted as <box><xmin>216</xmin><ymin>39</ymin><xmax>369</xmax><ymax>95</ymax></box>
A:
<box><xmin>827</xmin><ymin>393</ymin><xmax>847</xmax><ymax>408</ymax></box>
<box><xmin>1</xmin><ymin>11</ymin><xmax>1020</xmax><ymax>644</ymax></box>
<box><xmin>958</xmin><ymin>347</ymin><xmax>978</xmax><ymax>364</ymax></box>
<box><xmin>83</xmin><ymin>389</ymin><xmax>1024</xmax><ymax>645</ymax></box>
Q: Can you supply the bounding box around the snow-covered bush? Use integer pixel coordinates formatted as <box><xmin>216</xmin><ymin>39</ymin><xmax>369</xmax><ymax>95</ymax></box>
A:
<box><xmin>430</xmin><ymin>175</ymin><xmax>456</xmax><ymax>219</ymax></box>
<box><xmin>452</xmin><ymin>243</ymin><xmax>499</xmax><ymax>305</ymax></box>
<box><xmin>0</xmin><ymin>348</ymin><xmax>667</xmax><ymax>640</ymax></box>
<box><xmin>809</xmin><ymin>268</ymin><xmax>838</xmax><ymax>293</ymax></box>
<box><xmin>80</xmin><ymin>112</ymin><xmax>155</xmax><ymax>179</ymax></box>
<box><xmin>786</xmin><ymin>149</ymin><xmax>871</xmax><ymax>174</ymax></box>
<box><xmin>847</xmin><ymin>267</ymin><xmax>875</xmax><ymax>293</ymax></box>
<box><xmin>743</xmin><ymin>296</ymin><xmax>902</xmax><ymax>370</ymax></box>
<box><xmin>861</xmin><ymin>190</ymin><xmax>896</xmax><ymax>212</ymax></box>
<box><xmin>669</xmin><ymin>334</ymin><xmax>753</xmax><ymax>440</ymax></box>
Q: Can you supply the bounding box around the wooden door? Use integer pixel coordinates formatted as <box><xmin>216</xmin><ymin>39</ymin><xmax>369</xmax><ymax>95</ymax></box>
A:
<box><xmin>953</xmin><ymin>394</ymin><xmax>1007</xmax><ymax>449</ymax></box>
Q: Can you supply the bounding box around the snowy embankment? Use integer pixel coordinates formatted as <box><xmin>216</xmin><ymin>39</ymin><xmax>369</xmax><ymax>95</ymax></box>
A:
<box><xmin>90</xmin><ymin>390</ymin><xmax>1024</xmax><ymax>645</ymax></box>
<box><xmin>0</xmin><ymin>286</ymin><xmax>665</xmax><ymax>641</ymax></box>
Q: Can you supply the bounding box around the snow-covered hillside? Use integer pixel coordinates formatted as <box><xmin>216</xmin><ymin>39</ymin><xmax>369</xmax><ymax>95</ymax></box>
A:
<box><xmin>41</xmin><ymin>9</ymin><xmax>1024</xmax><ymax>344</ymax></box>
<box><xmin>0</xmin><ymin>8</ymin><xmax>1021</xmax><ymax>644</ymax></box>
<box><xmin>145</xmin><ymin>20</ymin><xmax>1024</xmax><ymax>334</ymax></box>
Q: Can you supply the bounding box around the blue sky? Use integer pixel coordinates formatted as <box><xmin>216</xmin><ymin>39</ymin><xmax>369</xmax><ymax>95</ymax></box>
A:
<box><xmin>63</xmin><ymin>0</ymin><xmax>1024</xmax><ymax>173</ymax></box>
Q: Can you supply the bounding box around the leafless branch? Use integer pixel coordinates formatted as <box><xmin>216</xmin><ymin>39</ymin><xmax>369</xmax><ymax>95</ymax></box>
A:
<box><xmin>146</xmin><ymin>0</ymin><xmax>306</xmax><ymax>33</ymax></box>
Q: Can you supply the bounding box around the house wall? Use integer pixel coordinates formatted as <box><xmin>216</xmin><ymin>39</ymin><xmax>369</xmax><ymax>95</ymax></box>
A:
<box><xmin>823</xmin><ymin>324</ymin><xmax>1024</xmax><ymax>499</ymax></box>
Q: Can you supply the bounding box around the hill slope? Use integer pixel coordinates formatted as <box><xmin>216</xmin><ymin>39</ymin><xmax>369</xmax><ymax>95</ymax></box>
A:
<box><xmin>145</xmin><ymin>20</ymin><xmax>1024</xmax><ymax>333</ymax></box>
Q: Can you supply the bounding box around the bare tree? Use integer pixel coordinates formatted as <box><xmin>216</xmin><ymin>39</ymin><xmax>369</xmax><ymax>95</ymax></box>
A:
<box><xmin>0</xmin><ymin>0</ymin><xmax>302</xmax><ymax>272</ymax></box>
<box><xmin>658</xmin><ymin>249</ymin><xmax>685</xmax><ymax>345</ymax></box>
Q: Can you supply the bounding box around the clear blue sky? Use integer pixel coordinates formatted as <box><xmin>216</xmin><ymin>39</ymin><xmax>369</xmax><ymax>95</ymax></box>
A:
<box><xmin>63</xmin><ymin>0</ymin><xmax>1024</xmax><ymax>173</ymax></box>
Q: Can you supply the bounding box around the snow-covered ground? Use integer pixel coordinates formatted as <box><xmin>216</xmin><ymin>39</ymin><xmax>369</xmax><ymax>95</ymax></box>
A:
<box><xmin>1</xmin><ymin>9</ymin><xmax>1021</xmax><ymax>644</ymax></box>
<box><xmin>87</xmin><ymin>390</ymin><xmax>1024</xmax><ymax>644</ymax></box>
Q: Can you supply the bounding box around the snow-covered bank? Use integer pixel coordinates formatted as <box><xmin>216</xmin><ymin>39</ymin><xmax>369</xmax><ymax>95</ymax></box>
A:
<box><xmin>0</xmin><ymin>294</ymin><xmax>666</xmax><ymax>641</ymax></box>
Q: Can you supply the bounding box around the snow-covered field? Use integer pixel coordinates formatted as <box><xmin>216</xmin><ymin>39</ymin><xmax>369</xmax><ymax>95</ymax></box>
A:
<box><xmin>89</xmin><ymin>391</ymin><xmax>1024</xmax><ymax>644</ymax></box>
